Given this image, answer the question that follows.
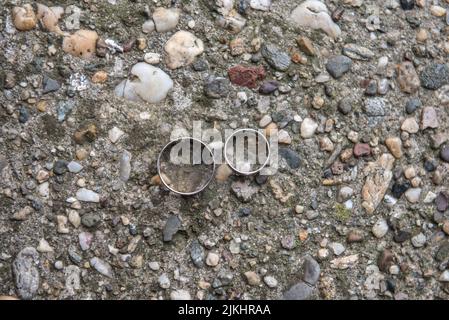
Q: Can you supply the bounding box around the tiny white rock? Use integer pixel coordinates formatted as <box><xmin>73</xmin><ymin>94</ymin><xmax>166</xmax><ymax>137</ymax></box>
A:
<box><xmin>114</xmin><ymin>63</ymin><xmax>173</xmax><ymax>103</ymax></box>
<box><xmin>144</xmin><ymin>52</ymin><xmax>161</xmax><ymax>64</ymax></box>
<box><xmin>300</xmin><ymin>117</ymin><xmax>318</xmax><ymax>138</ymax></box>
<box><xmin>158</xmin><ymin>273</ymin><xmax>171</xmax><ymax>289</ymax></box>
<box><xmin>37</xmin><ymin>239</ymin><xmax>53</xmax><ymax>253</ymax></box>
<box><xmin>108</xmin><ymin>127</ymin><xmax>124</xmax><ymax>144</ymax></box>
<box><xmin>372</xmin><ymin>219</ymin><xmax>389</xmax><ymax>238</ymax></box>
<box><xmin>153</xmin><ymin>8</ymin><xmax>180</xmax><ymax>33</ymax></box>
<box><xmin>263</xmin><ymin>275</ymin><xmax>278</xmax><ymax>288</ymax></box>
<box><xmin>142</xmin><ymin>20</ymin><xmax>155</xmax><ymax>33</ymax></box>
<box><xmin>405</xmin><ymin>188</ymin><xmax>422</xmax><ymax>203</ymax></box>
<box><xmin>76</xmin><ymin>188</ymin><xmax>100</xmax><ymax>203</ymax></box>
<box><xmin>411</xmin><ymin>233</ymin><xmax>426</xmax><ymax>248</ymax></box>
<box><xmin>170</xmin><ymin>289</ymin><xmax>191</xmax><ymax>300</ymax></box>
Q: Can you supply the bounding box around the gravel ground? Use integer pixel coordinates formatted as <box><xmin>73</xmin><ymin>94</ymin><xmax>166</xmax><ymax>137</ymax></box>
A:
<box><xmin>1</xmin><ymin>0</ymin><xmax>449</xmax><ymax>300</ymax></box>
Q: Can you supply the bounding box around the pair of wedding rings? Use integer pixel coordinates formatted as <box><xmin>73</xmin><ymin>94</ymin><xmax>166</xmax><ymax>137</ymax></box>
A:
<box><xmin>157</xmin><ymin>129</ymin><xmax>271</xmax><ymax>195</ymax></box>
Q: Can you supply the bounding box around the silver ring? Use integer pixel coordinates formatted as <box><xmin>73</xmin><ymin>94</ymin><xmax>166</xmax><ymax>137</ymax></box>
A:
<box><xmin>224</xmin><ymin>128</ymin><xmax>271</xmax><ymax>175</ymax></box>
<box><xmin>157</xmin><ymin>137</ymin><xmax>216</xmax><ymax>195</ymax></box>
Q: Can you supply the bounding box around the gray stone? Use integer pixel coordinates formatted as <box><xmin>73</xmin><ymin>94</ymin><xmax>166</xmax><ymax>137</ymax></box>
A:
<box><xmin>441</xmin><ymin>145</ymin><xmax>449</xmax><ymax>163</ymax></box>
<box><xmin>190</xmin><ymin>240</ymin><xmax>205</xmax><ymax>268</ymax></box>
<box><xmin>342</xmin><ymin>44</ymin><xmax>375</xmax><ymax>61</ymax></box>
<box><xmin>326</xmin><ymin>55</ymin><xmax>352</xmax><ymax>78</ymax></box>
<box><xmin>261</xmin><ymin>44</ymin><xmax>291</xmax><ymax>71</ymax></box>
<box><xmin>119</xmin><ymin>150</ymin><xmax>132</xmax><ymax>182</ymax></box>
<box><xmin>204</xmin><ymin>76</ymin><xmax>230</xmax><ymax>98</ymax></box>
<box><xmin>231</xmin><ymin>180</ymin><xmax>259</xmax><ymax>202</ymax></box>
<box><xmin>411</xmin><ymin>233</ymin><xmax>426</xmax><ymax>248</ymax></box>
<box><xmin>338</xmin><ymin>97</ymin><xmax>353</xmax><ymax>115</ymax></box>
<box><xmin>90</xmin><ymin>257</ymin><xmax>113</xmax><ymax>278</ymax></box>
<box><xmin>364</xmin><ymin>98</ymin><xmax>387</xmax><ymax>117</ymax></box>
<box><xmin>283</xmin><ymin>281</ymin><xmax>314</xmax><ymax>300</ymax></box>
<box><xmin>302</xmin><ymin>255</ymin><xmax>320</xmax><ymax>285</ymax></box>
<box><xmin>405</xmin><ymin>98</ymin><xmax>422</xmax><ymax>114</ymax></box>
<box><xmin>12</xmin><ymin>247</ymin><xmax>40</xmax><ymax>300</ymax></box>
<box><xmin>163</xmin><ymin>215</ymin><xmax>182</xmax><ymax>242</ymax></box>
<box><xmin>81</xmin><ymin>213</ymin><xmax>101</xmax><ymax>228</ymax></box>
<box><xmin>420</xmin><ymin>63</ymin><xmax>449</xmax><ymax>90</ymax></box>
<box><xmin>67</xmin><ymin>161</ymin><xmax>83</xmax><ymax>173</ymax></box>
<box><xmin>42</xmin><ymin>75</ymin><xmax>60</xmax><ymax>94</ymax></box>
<box><xmin>63</xmin><ymin>265</ymin><xmax>80</xmax><ymax>297</ymax></box>
<box><xmin>57</xmin><ymin>100</ymin><xmax>76</xmax><ymax>122</ymax></box>
<box><xmin>436</xmin><ymin>242</ymin><xmax>449</xmax><ymax>262</ymax></box>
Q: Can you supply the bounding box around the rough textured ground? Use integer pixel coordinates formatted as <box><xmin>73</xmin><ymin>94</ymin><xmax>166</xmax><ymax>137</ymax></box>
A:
<box><xmin>1</xmin><ymin>0</ymin><xmax>449</xmax><ymax>300</ymax></box>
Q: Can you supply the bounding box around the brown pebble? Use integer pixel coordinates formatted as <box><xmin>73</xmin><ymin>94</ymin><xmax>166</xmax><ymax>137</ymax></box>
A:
<box><xmin>347</xmin><ymin>230</ymin><xmax>364</xmax><ymax>243</ymax></box>
<box><xmin>340</xmin><ymin>148</ymin><xmax>353</xmax><ymax>162</ymax></box>
<box><xmin>36</xmin><ymin>100</ymin><xmax>47</xmax><ymax>112</ymax></box>
<box><xmin>92</xmin><ymin>71</ymin><xmax>108</xmax><ymax>84</ymax></box>
<box><xmin>296</xmin><ymin>36</ymin><xmax>316</xmax><ymax>56</ymax></box>
<box><xmin>136</xmin><ymin>38</ymin><xmax>147</xmax><ymax>50</ymax></box>
<box><xmin>353</xmin><ymin>143</ymin><xmax>371</xmax><ymax>158</ymax></box>
<box><xmin>377</xmin><ymin>249</ymin><xmax>394</xmax><ymax>272</ymax></box>
<box><xmin>75</xmin><ymin>148</ymin><xmax>88</xmax><ymax>161</ymax></box>
<box><xmin>74</xmin><ymin>123</ymin><xmax>97</xmax><ymax>144</ymax></box>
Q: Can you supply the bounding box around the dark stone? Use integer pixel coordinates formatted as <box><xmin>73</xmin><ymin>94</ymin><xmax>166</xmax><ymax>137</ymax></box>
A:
<box><xmin>441</xmin><ymin>145</ymin><xmax>449</xmax><ymax>163</ymax></box>
<box><xmin>53</xmin><ymin>160</ymin><xmax>68</xmax><ymax>175</ymax></box>
<box><xmin>405</xmin><ymin>98</ymin><xmax>421</xmax><ymax>114</ymax></box>
<box><xmin>378</xmin><ymin>249</ymin><xmax>394</xmax><ymax>272</ymax></box>
<box><xmin>81</xmin><ymin>213</ymin><xmax>101</xmax><ymax>228</ymax></box>
<box><xmin>259</xmin><ymin>81</ymin><xmax>279</xmax><ymax>95</ymax></box>
<box><xmin>192</xmin><ymin>58</ymin><xmax>208</xmax><ymax>71</ymax></box>
<box><xmin>338</xmin><ymin>97</ymin><xmax>352</xmax><ymax>115</ymax></box>
<box><xmin>18</xmin><ymin>106</ymin><xmax>29</xmax><ymax>123</ymax></box>
<box><xmin>68</xmin><ymin>247</ymin><xmax>83</xmax><ymax>265</ymax></box>
<box><xmin>255</xmin><ymin>174</ymin><xmax>268</xmax><ymax>185</ymax></box>
<box><xmin>190</xmin><ymin>240</ymin><xmax>204</xmax><ymax>268</ymax></box>
<box><xmin>420</xmin><ymin>63</ymin><xmax>449</xmax><ymax>90</ymax></box>
<box><xmin>436</xmin><ymin>242</ymin><xmax>449</xmax><ymax>262</ymax></box>
<box><xmin>129</xmin><ymin>224</ymin><xmax>137</xmax><ymax>236</ymax></box>
<box><xmin>261</xmin><ymin>44</ymin><xmax>291</xmax><ymax>71</ymax></box>
<box><xmin>391</xmin><ymin>181</ymin><xmax>411</xmax><ymax>199</ymax></box>
<box><xmin>394</xmin><ymin>230</ymin><xmax>411</xmax><ymax>243</ymax></box>
<box><xmin>400</xmin><ymin>0</ymin><xmax>415</xmax><ymax>10</ymax></box>
<box><xmin>323</xmin><ymin>168</ymin><xmax>333</xmax><ymax>179</ymax></box>
<box><xmin>238</xmin><ymin>0</ymin><xmax>250</xmax><ymax>15</ymax></box>
<box><xmin>424</xmin><ymin>158</ymin><xmax>437</xmax><ymax>172</ymax></box>
<box><xmin>385</xmin><ymin>278</ymin><xmax>396</xmax><ymax>293</ymax></box>
<box><xmin>204</xmin><ymin>76</ymin><xmax>230</xmax><ymax>98</ymax></box>
<box><xmin>42</xmin><ymin>75</ymin><xmax>61</xmax><ymax>94</ymax></box>
<box><xmin>325</xmin><ymin>55</ymin><xmax>352</xmax><ymax>79</ymax></box>
<box><xmin>163</xmin><ymin>215</ymin><xmax>181</xmax><ymax>242</ymax></box>
<box><xmin>238</xmin><ymin>207</ymin><xmax>251</xmax><ymax>217</ymax></box>
<box><xmin>278</xmin><ymin>148</ymin><xmax>300</xmax><ymax>169</ymax></box>
<box><xmin>435</xmin><ymin>192</ymin><xmax>449</xmax><ymax>212</ymax></box>
<box><xmin>365</xmin><ymin>80</ymin><xmax>377</xmax><ymax>96</ymax></box>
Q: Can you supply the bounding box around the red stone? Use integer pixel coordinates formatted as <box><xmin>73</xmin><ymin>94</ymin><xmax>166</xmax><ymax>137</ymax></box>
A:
<box><xmin>228</xmin><ymin>65</ymin><xmax>265</xmax><ymax>89</ymax></box>
<box><xmin>353</xmin><ymin>143</ymin><xmax>371</xmax><ymax>157</ymax></box>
